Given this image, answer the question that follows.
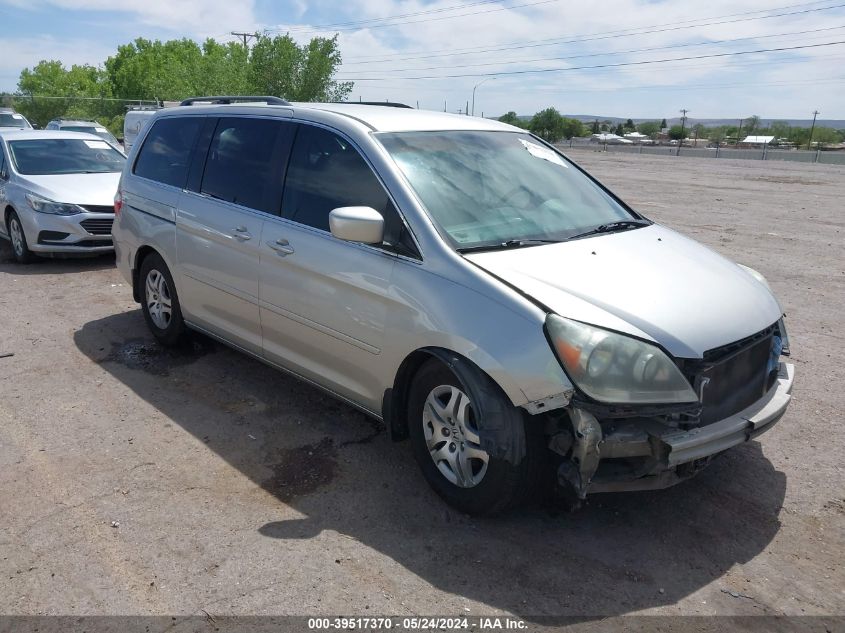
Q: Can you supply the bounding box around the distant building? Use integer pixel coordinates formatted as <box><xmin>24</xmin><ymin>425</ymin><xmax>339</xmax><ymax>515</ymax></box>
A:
<box><xmin>590</xmin><ymin>133</ymin><xmax>633</xmax><ymax>145</ymax></box>
<box><xmin>739</xmin><ymin>135</ymin><xmax>775</xmax><ymax>148</ymax></box>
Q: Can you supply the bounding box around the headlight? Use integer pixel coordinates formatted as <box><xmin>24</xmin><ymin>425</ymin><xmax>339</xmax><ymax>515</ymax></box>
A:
<box><xmin>546</xmin><ymin>314</ymin><xmax>698</xmax><ymax>404</ymax></box>
<box><xmin>25</xmin><ymin>193</ymin><xmax>84</xmax><ymax>216</ymax></box>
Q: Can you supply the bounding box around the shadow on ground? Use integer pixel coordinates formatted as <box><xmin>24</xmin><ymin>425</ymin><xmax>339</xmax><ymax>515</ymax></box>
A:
<box><xmin>74</xmin><ymin>310</ymin><xmax>786</xmax><ymax>620</ymax></box>
<box><xmin>0</xmin><ymin>240</ymin><xmax>116</xmax><ymax>275</ymax></box>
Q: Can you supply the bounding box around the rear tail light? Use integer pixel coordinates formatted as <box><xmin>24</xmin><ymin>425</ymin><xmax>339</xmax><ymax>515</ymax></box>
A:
<box><xmin>114</xmin><ymin>190</ymin><xmax>123</xmax><ymax>216</ymax></box>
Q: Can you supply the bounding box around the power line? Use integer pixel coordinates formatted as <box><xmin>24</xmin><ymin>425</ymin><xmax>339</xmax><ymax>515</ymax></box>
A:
<box><xmin>338</xmin><ymin>40</ymin><xmax>845</xmax><ymax>80</ymax></box>
<box><xmin>263</xmin><ymin>0</ymin><xmax>504</xmax><ymax>32</ymax></box>
<box><xmin>342</xmin><ymin>0</ymin><xmax>845</xmax><ymax>63</ymax></box>
<box><xmin>264</xmin><ymin>0</ymin><xmax>560</xmax><ymax>34</ymax></box>
<box><xmin>341</xmin><ymin>24</ymin><xmax>845</xmax><ymax>73</ymax></box>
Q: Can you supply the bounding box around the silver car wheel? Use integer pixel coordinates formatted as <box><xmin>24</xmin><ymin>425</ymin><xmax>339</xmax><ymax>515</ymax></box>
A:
<box><xmin>9</xmin><ymin>217</ymin><xmax>24</xmax><ymax>257</ymax></box>
<box><xmin>423</xmin><ymin>384</ymin><xmax>489</xmax><ymax>488</ymax></box>
<box><xmin>145</xmin><ymin>269</ymin><xmax>172</xmax><ymax>330</ymax></box>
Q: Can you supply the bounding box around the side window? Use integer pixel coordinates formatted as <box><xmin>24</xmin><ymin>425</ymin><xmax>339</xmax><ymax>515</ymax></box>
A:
<box><xmin>133</xmin><ymin>117</ymin><xmax>202</xmax><ymax>188</ymax></box>
<box><xmin>200</xmin><ymin>117</ymin><xmax>291</xmax><ymax>214</ymax></box>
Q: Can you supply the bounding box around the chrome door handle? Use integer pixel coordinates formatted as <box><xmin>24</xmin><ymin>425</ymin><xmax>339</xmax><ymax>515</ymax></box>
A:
<box><xmin>232</xmin><ymin>226</ymin><xmax>252</xmax><ymax>241</ymax></box>
<box><xmin>267</xmin><ymin>238</ymin><xmax>295</xmax><ymax>256</ymax></box>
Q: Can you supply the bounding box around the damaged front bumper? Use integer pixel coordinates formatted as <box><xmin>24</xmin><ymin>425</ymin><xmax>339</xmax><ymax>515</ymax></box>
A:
<box><xmin>557</xmin><ymin>362</ymin><xmax>794</xmax><ymax>497</ymax></box>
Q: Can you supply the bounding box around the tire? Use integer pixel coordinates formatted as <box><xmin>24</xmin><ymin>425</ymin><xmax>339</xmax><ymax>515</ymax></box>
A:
<box><xmin>7</xmin><ymin>211</ymin><xmax>35</xmax><ymax>264</ymax></box>
<box><xmin>139</xmin><ymin>252</ymin><xmax>187</xmax><ymax>346</ymax></box>
<box><xmin>408</xmin><ymin>358</ymin><xmax>542</xmax><ymax>516</ymax></box>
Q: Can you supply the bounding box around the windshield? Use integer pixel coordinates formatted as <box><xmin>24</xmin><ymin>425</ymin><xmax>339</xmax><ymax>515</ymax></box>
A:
<box><xmin>9</xmin><ymin>138</ymin><xmax>125</xmax><ymax>175</ymax></box>
<box><xmin>62</xmin><ymin>125</ymin><xmax>118</xmax><ymax>144</ymax></box>
<box><xmin>0</xmin><ymin>113</ymin><xmax>31</xmax><ymax>128</ymax></box>
<box><xmin>378</xmin><ymin>130</ymin><xmax>637</xmax><ymax>250</ymax></box>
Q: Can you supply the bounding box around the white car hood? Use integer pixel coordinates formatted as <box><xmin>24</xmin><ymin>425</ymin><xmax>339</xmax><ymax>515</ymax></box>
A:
<box><xmin>465</xmin><ymin>224</ymin><xmax>783</xmax><ymax>358</ymax></box>
<box><xmin>20</xmin><ymin>172</ymin><xmax>121</xmax><ymax>207</ymax></box>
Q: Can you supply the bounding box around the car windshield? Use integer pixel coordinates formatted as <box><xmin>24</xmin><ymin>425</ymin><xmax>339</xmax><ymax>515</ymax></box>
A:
<box><xmin>0</xmin><ymin>113</ymin><xmax>31</xmax><ymax>128</ymax></box>
<box><xmin>377</xmin><ymin>130</ymin><xmax>638</xmax><ymax>250</ymax></box>
<box><xmin>9</xmin><ymin>138</ymin><xmax>125</xmax><ymax>175</ymax></box>
<box><xmin>62</xmin><ymin>125</ymin><xmax>117</xmax><ymax>144</ymax></box>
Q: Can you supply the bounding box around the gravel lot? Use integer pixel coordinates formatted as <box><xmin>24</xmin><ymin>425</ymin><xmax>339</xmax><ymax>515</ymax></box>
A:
<box><xmin>1</xmin><ymin>152</ymin><xmax>843</xmax><ymax>623</ymax></box>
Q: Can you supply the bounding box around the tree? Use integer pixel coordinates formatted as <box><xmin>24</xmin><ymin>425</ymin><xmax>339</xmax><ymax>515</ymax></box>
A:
<box><xmin>560</xmin><ymin>117</ymin><xmax>585</xmax><ymax>139</ymax></box>
<box><xmin>660</xmin><ymin>118</ymin><xmax>667</xmax><ymax>129</ymax></box>
<box><xmin>614</xmin><ymin>123</ymin><xmax>624</xmax><ymax>136</ymax></box>
<box><xmin>498</xmin><ymin>111</ymin><xmax>522</xmax><ymax>126</ymax></box>
<box><xmin>248</xmin><ymin>34</ymin><xmax>351</xmax><ymax>101</ymax></box>
<box><xmin>708</xmin><ymin>127</ymin><xmax>726</xmax><ymax>146</ymax></box>
<box><xmin>744</xmin><ymin>114</ymin><xmax>761</xmax><ymax>137</ymax></box>
<box><xmin>624</xmin><ymin>118</ymin><xmax>635</xmax><ymax>131</ymax></box>
<box><xmin>528</xmin><ymin>107</ymin><xmax>566</xmax><ymax>142</ymax></box>
<box><xmin>770</xmin><ymin>120</ymin><xmax>791</xmax><ymax>141</ymax></box>
<box><xmin>692</xmin><ymin>123</ymin><xmax>706</xmax><ymax>140</ymax></box>
<box><xmin>811</xmin><ymin>126</ymin><xmax>842</xmax><ymax>147</ymax></box>
<box><xmin>15</xmin><ymin>60</ymin><xmax>120</xmax><ymax>130</ymax></box>
<box><xmin>590</xmin><ymin>120</ymin><xmax>599</xmax><ymax>134</ymax></box>
<box><xmin>668</xmin><ymin>124</ymin><xmax>685</xmax><ymax>140</ymax></box>
<box><xmin>637</xmin><ymin>121</ymin><xmax>660</xmax><ymax>139</ymax></box>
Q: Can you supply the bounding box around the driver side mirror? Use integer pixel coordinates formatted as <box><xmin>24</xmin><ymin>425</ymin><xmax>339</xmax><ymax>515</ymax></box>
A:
<box><xmin>329</xmin><ymin>207</ymin><xmax>384</xmax><ymax>244</ymax></box>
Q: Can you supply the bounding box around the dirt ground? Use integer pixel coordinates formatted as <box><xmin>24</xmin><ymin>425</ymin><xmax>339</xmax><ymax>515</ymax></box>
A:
<box><xmin>0</xmin><ymin>152</ymin><xmax>843</xmax><ymax>624</ymax></box>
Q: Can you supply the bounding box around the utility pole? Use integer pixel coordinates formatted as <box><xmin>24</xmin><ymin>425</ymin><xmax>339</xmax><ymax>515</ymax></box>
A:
<box><xmin>736</xmin><ymin>118</ymin><xmax>743</xmax><ymax>147</ymax></box>
<box><xmin>231</xmin><ymin>31</ymin><xmax>259</xmax><ymax>50</ymax></box>
<box><xmin>807</xmin><ymin>110</ymin><xmax>819</xmax><ymax>150</ymax></box>
<box><xmin>677</xmin><ymin>108</ymin><xmax>688</xmax><ymax>156</ymax></box>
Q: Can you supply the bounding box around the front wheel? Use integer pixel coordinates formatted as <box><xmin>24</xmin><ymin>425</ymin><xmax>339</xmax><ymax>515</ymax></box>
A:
<box><xmin>7</xmin><ymin>211</ymin><xmax>35</xmax><ymax>264</ymax></box>
<box><xmin>408</xmin><ymin>358</ymin><xmax>541</xmax><ymax>515</ymax></box>
<box><xmin>139</xmin><ymin>252</ymin><xmax>186</xmax><ymax>346</ymax></box>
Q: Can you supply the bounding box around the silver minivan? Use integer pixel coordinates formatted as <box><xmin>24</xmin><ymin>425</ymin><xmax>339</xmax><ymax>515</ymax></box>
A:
<box><xmin>113</xmin><ymin>98</ymin><xmax>794</xmax><ymax>514</ymax></box>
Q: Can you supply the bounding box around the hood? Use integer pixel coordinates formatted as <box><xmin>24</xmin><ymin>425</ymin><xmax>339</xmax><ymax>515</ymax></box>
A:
<box><xmin>465</xmin><ymin>224</ymin><xmax>783</xmax><ymax>359</ymax></box>
<box><xmin>19</xmin><ymin>172</ymin><xmax>121</xmax><ymax>207</ymax></box>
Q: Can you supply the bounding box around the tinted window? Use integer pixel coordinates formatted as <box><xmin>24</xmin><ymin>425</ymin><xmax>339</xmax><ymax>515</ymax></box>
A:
<box><xmin>134</xmin><ymin>117</ymin><xmax>202</xmax><ymax>188</ymax></box>
<box><xmin>200</xmin><ymin>117</ymin><xmax>290</xmax><ymax>214</ymax></box>
<box><xmin>0</xmin><ymin>113</ymin><xmax>31</xmax><ymax>128</ymax></box>
<box><xmin>282</xmin><ymin>125</ymin><xmax>411</xmax><ymax>252</ymax></box>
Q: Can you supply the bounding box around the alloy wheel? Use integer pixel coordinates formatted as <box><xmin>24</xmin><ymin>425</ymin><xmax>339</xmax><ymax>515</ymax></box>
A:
<box><xmin>145</xmin><ymin>269</ymin><xmax>172</xmax><ymax>330</ymax></box>
<box><xmin>423</xmin><ymin>384</ymin><xmax>489</xmax><ymax>488</ymax></box>
<box><xmin>9</xmin><ymin>218</ymin><xmax>24</xmax><ymax>257</ymax></box>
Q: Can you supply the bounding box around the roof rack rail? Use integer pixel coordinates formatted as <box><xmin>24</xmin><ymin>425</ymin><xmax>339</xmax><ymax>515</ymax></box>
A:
<box><xmin>337</xmin><ymin>101</ymin><xmax>413</xmax><ymax>109</ymax></box>
<box><xmin>180</xmin><ymin>96</ymin><xmax>290</xmax><ymax>106</ymax></box>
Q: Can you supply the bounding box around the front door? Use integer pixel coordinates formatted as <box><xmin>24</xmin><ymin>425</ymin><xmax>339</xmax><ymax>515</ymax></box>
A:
<box><xmin>259</xmin><ymin>124</ymin><xmax>413</xmax><ymax>412</ymax></box>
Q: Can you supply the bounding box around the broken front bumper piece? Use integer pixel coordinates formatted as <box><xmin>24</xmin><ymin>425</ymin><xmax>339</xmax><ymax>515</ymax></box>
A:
<box><xmin>558</xmin><ymin>362</ymin><xmax>795</xmax><ymax>497</ymax></box>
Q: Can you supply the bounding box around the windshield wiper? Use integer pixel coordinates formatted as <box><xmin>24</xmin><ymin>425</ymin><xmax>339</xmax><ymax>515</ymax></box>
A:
<box><xmin>457</xmin><ymin>238</ymin><xmax>561</xmax><ymax>254</ymax></box>
<box><xmin>568</xmin><ymin>219</ymin><xmax>651</xmax><ymax>240</ymax></box>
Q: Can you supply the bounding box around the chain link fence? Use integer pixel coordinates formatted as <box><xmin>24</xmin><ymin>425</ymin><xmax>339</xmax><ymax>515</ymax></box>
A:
<box><xmin>555</xmin><ymin>139</ymin><xmax>845</xmax><ymax>166</ymax></box>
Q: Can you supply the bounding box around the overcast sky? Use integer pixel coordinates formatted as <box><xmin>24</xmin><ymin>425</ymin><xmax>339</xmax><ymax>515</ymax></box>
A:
<box><xmin>1</xmin><ymin>0</ymin><xmax>844</xmax><ymax>119</ymax></box>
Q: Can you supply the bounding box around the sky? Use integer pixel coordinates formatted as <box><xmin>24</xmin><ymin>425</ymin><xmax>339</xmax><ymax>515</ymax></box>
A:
<box><xmin>1</xmin><ymin>0</ymin><xmax>844</xmax><ymax>119</ymax></box>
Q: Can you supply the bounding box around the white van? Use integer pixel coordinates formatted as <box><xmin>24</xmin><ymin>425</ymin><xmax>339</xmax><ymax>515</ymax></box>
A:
<box><xmin>123</xmin><ymin>109</ymin><xmax>159</xmax><ymax>153</ymax></box>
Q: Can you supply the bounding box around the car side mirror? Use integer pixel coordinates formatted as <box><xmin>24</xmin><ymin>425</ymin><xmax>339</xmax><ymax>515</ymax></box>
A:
<box><xmin>329</xmin><ymin>207</ymin><xmax>384</xmax><ymax>244</ymax></box>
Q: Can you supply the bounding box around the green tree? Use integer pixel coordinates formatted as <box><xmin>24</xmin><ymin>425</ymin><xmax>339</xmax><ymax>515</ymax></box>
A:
<box><xmin>637</xmin><ymin>121</ymin><xmax>660</xmax><ymax>139</ymax></box>
<box><xmin>614</xmin><ymin>123</ymin><xmax>624</xmax><ymax>136</ymax></box>
<box><xmin>744</xmin><ymin>114</ymin><xmax>761</xmax><ymax>137</ymax></box>
<box><xmin>498</xmin><ymin>111</ymin><xmax>522</xmax><ymax>126</ymax></box>
<box><xmin>15</xmin><ymin>60</ymin><xmax>120</xmax><ymax>130</ymax></box>
<box><xmin>590</xmin><ymin>120</ymin><xmax>600</xmax><ymax>134</ymax></box>
<box><xmin>528</xmin><ymin>107</ymin><xmax>566</xmax><ymax>142</ymax></box>
<box><xmin>560</xmin><ymin>117</ymin><xmax>585</xmax><ymax>139</ymax></box>
<box><xmin>668</xmin><ymin>124</ymin><xmax>685</xmax><ymax>140</ymax></box>
<box><xmin>810</xmin><ymin>126</ymin><xmax>842</xmax><ymax>147</ymax></box>
<box><xmin>769</xmin><ymin>120</ymin><xmax>791</xmax><ymax>140</ymax></box>
<box><xmin>624</xmin><ymin>118</ymin><xmax>635</xmax><ymax>131</ymax></box>
<box><xmin>248</xmin><ymin>34</ymin><xmax>351</xmax><ymax>101</ymax></box>
<box><xmin>660</xmin><ymin>118</ymin><xmax>667</xmax><ymax>129</ymax></box>
<box><xmin>692</xmin><ymin>123</ymin><xmax>706</xmax><ymax>140</ymax></box>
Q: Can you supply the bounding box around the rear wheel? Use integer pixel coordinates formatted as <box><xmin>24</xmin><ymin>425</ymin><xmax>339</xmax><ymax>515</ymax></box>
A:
<box><xmin>408</xmin><ymin>358</ymin><xmax>541</xmax><ymax>515</ymax></box>
<box><xmin>139</xmin><ymin>252</ymin><xmax>186</xmax><ymax>346</ymax></box>
<box><xmin>7</xmin><ymin>211</ymin><xmax>35</xmax><ymax>264</ymax></box>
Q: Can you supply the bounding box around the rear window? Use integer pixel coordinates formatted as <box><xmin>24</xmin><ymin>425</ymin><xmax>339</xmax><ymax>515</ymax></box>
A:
<box><xmin>8</xmin><ymin>139</ymin><xmax>125</xmax><ymax>175</ymax></box>
<box><xmin>133</xmin><ymin>117</ymin><xmax>202</xmax><ymax>188</ymax></box>
<box><xmin>0</xmin><ymin>113</ymin><xmax>31</xmax><ymax>128</ymax></box>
